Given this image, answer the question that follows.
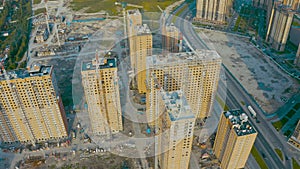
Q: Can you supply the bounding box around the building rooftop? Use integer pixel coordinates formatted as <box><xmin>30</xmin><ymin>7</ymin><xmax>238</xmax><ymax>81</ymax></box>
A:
<box><xmin>127</xmin><ymin>9</ymin><xmax>141</xmax><ymax>16</ymax></box>
<box><xmin>147</xmin><ymin>50</ymin><xmax>221</xmax><ymax>67</ymax></box>
<box><xmin>82</xmin><ymin>57</ymin><xmax>117</xmax><ymax>71</ymax></box>
<box><xmin>161</xmin><ymin>90</ymin><xmax>194</xmax><ymax>121</ymax></box>
<box><xmin>274</xmin><ymin>1</ymin><xmax>297</xmax><ymax>12</ymax></box>
<box><xmin>165</xmin><ymin>23</ymin><xmax>179</xmax><ymax>33</ymax></box>
<box><xmin>0</xmin><ymin>64</ymin><xmax>52</xmax><ymax>81</ymax></box>
<box><xmin>136</xmin><ymin>24</ymin><xmax>151</xmax><ymax>35</ymax></box>
<box><xmin>224</xmin><ymin>110</ymin><xmax>257</xmax><ymax>136</ymax></box>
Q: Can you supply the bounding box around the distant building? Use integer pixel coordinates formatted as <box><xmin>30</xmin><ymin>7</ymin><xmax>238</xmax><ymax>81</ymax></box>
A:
<box><xmin>289</xmin><ymin>27</ymin><xmax>300</xmax><ymax>46</ymax></box>
<box><xmin>213</xmin><ymin>110</ymin><xmax>257</xmax><ymax>169</ymax></box>
<box><xmin>288</xmin><ymin>119</ymin><xmax>300</xmax><ymax>149</ymax></box>
<box><xmin>196</xmin><ymin>0</ymin><xmax>232</xmax><ymax>23</ymax></box>
<box><xmin>146</xmin><ymin>50</ymin><xmax>221</xmax><ymax>126</ymax></box>
<box><xmin>294</xmin><ymin>44</ymin><xmax>300</xmax><ymax>66</ymax></box>
<box><xmin>266</xmin><ymin>2</ymin><xmax>295</xmax><ymax>51</ymax></box>
<box><xmin>162</xmin><ymin>23</ymin><xmax>182</xmax><ymax>53</ymax></box>
<box><xmin>155</xmin><ymin>90</ymin><xmax>195</xmax><ymax>169</ymax></box>
<box><xmin>0</xmin><ymin>64</ymin><xmax>68</xmax><ymax>144</ymax></box>
<box><xmin>81</xmin><ymin>57</ymin><xmax>123</xmax><ymax>136</ymax></box>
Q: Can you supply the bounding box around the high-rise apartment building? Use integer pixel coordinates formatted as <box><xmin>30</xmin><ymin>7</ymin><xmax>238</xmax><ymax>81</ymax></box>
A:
<box><xmin>81</xmin><ymin>57</ymin><xmax>123</xmax><ymax>136</ymax></box>
<box><xmin>288</xmin><ymin>119</ymin><xmax>300</xmax><ymax>150</ymax></box>
<box><xmin>0</xmin><ymin>64</ymin><xmax>68</xmax><ymax>144</ymax></box>
<box><xmin>129</xmin><ymin>24</ymin><xmax>153</xmax><ymax>94</ymax></box>
<box><xmin>196</xmin><ymin>0</ymin><xmax>232</xmax><ymax>23</ymax></box>
<box><xmin>213</xmin><ymin>110</ymin><xmax>257</xmax><ymax>169</ymax></box>
<box><xmin>127</xmin><ymin>9</ymin><xmax>142</xmax><ymax>37</ymax></box>
<box><xmin>283</xmin><ymin>0</ymin><xmax>299</xmax><ymax>10</ymax></box>
<box><xmin>266</xmin><ymin>2</ymin><xmax>295</xmax><ymax>51</ymax></box>
<box><xmin>155</xmin><ymin>90</ymin><xmax>195</xmax><ymax>169</ymax></box>
<box><xmin>146</xmin><ymin>50</ymin><xmax>221</xmax><ymax>125</ymax></box>
<box><xmin>162</xmin><ymin>23</ymin><xmax>182</xmax><ymax>53</ymax></box>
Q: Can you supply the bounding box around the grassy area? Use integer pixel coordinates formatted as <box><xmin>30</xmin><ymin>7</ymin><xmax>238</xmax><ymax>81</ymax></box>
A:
<box><xmin>284</xmin><ymin>130</ymin><xmax>292</xmax><ymax>137</ymax></box>
<box><xmin>233</xmin><ymin>16</ymin><xmax>241</xmax><ymax>31</ymax></box>
<box><xmin>286</xmin><ymin>109</ymin><xmax>296</xmax><ymax>118</ymax></box>
<box><xmin>272</xmin><ymin>117</ymin><xmax>289</xmax><ymax>131</ymax></box>
<box><xmin>293</xmin><ymin>103</ymin><xmax>300</xmax><ymax>110</ymax></box>
<box><xmin>215</xmin><ymin>95</ymin><xmax>229</xmax><ymax>111</ymax></box>
<box><xmin>292</xmin><ymin>158</ymin><xmax>300</xmax><ymax>169</ymax></box>
<box><xmin>275</xmin><ymin>148</ymin><xmax>283</xmax><ymax>160</ymax></box>
<box><xmin>70</xmin><ymin>0</ymin><xmax>178</xmax><ymax>14</ymax></box>
<box><xmin>292</xmin><ymin>21</ymin><xmax>300</xmax><ymax>27</ymax></box>
<box><xmin>34</xmin><ymin>8</ymin><xmax>46</xmax><ymax>15</ymax></box>
<box><xmin>33</xmin><ymin>0</ymin><xmax>41</xmax><ymax>4</ymax></box>
<box><xmin>0</xmin><ymin>0</ymin><xmax>32</xmax><ymax>70</ymax></box>
<box><xmin>175</xmin><ymin>4</ymin><xmax>188</xmax><ymax>16</ymax></box>
<box><xmin>251</xmin><ymin>146</ymin><xmax>268</xmax><ymax>169</ymax></box>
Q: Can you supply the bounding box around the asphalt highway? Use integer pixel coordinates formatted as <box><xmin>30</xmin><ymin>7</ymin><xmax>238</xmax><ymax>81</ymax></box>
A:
<box><xmin>166</xmin><ymin>2</ymin><xmax>295</xmax><ymax>169</ymax></box>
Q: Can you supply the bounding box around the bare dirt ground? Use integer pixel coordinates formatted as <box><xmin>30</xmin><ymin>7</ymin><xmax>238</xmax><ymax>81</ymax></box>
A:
<box><xmin>197</xmin><ymin>28</ymin><xmax>300</xmax><ymax>113</ymax></box>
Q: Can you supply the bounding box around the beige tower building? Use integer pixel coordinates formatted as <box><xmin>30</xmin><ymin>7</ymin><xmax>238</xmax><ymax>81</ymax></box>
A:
<box><xmin>155</xmin><ymin>90</ymin><xmax>195</xmax><ymax>169</ymax></box>
<box><xmin>127</xmin><ymin>9</ymin><xmax>142</xmax><ymax>37</ymax></box>
<box><xmin>81</xmin><ymin>57</ymin><xmax>123</xmax><ymax>136</ymax></box>
<box><xmin>127</xmin><ymin>9</ymin><xmax>152</xmax><ymax>94</ymax></box>
<box><xmin>196</xmin><ymin>0</ymin><xmax>232</xmax><ymax>23</ymax></box>
<box><xmin>129</xmin><ymin>24</ymin><xmax>153</xmax><ymax>94</ymax></box>
<box><xmin>266</xmin><ymin>2</ymin><xmax>295</xmax><ymax>51</ymax></box>
<box><xmin>162</xmin><ymin>23</ymin><xmax>182</xmax><ymax>53</ymax></box>
<box><xmin>0</xmin><ymin>64</ymin><xmax>68</xmax><ymax>144</ymax></box>
<box><xmin>146</xmin><ymin>50</ymin><xmax>221</xmax><ymax>125</ymax></box>
<box><xmin>288</xmin><ymin>120</ymin><xmax>300</xmax><ymax>149</ymax></box>
<box><xmin>213</xmin><ymin>110</ymin><xmax>257</xmax><ymax>169</ymax></box>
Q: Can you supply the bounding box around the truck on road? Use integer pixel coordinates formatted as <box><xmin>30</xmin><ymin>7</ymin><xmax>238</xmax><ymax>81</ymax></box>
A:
<box><xmin>247</xmin><ymin>105</ymin><xmax>257</xmax><ymax>118</ymax></box>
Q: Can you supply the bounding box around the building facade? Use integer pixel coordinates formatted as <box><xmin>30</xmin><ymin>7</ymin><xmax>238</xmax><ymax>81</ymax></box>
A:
<box><xmin>213</xmin><ymin>110</ymin><xmax>257</xmax><ymax>169</ymax></box>
<box><xmin>288</xmin><ymin>120</ymin><xmax>300</xmax><ymax>149</ymax></box>
<box><xmin>196</xmin><ymin>0</ymin><xmax>232</xmax><ymax>23</ymax></box>
<box><xmin>127</xmin><ymin>9</ymin><xmax>142</xmax><ymax>38</ymax></box>
<box><xmin>146</xmin><ymin>50</ymin><xmax>221</xmax><ymax>125</ymax></box>
<box><xmin>129</xmin><ymin>24</ymin><xmax>153</xmax><ymax>94</ymax></box>
<box><xmin>162</xmin><ymin>23</ymin><xmax>182</xmax><ymax>53</ymax></box>
<box><xmin>0</xmin><ymin>64</ymin><xmax>68</xmax><ymax>144</ymax></box>
<box><xmin>155</xmin><ymin>90</ymin><xmax>195</xmax><ymax>169</ymax></box>
<box><xmin>81</xmin><ymin>57</ymin><xmax>123</xmax><ymax>136</ymax></box>
<box><xmin>266</xmin><ymin>2</ymin><xmax>295</xmax><ymax>51</ymax></box>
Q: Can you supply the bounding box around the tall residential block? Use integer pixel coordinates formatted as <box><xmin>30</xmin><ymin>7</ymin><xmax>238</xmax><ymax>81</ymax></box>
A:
<box><xmin>127</xmin><ymin>9</ymin><xmax>142</xmax><ymax>38</ymax></box>
<box><xmin>146</xmin><ymin>50</ymin><xmax>221</xmax><ymax>125</ymax></box>
<box><xmin>196</xmin><ymin>0</ymin><xmax>232</xmax><ymax>23</ymax></box>
<box><xmin>213</xmin><ymin>110</ymin><xmax>257</xmax><ymax>169</ymax></box>
<box><xmin>266</xmin><ymin>2</ymin><xmax>295</xmax><ymax>51</ymax></box>
<box><xmin>155</xmin><ymin>90</ymin><xmax>195</xmax><ymax>169</ymax></box>
<box><xmin>283</xmin><ymin>0</ymin><xmax>299</xmax><ymax>10</ymax></box>
<box><xmin>129</xmin><ymin>24</ymin><xmax>153</xmax><ymax>94</ymax></box>
<box><xmin>294</xmin><ymin>44</ymin><xmax>300</xmax><ymax>66</ymax></box>
<box><xmin>162</xmin><ymin>23</ymin><xmax>182</xmax><ymax>53</ymax></box>
<box><xmin>81</xmin><ymin>57</ymin><xmax>123</xmax><ymax>136</ymax></box>
<box><xmin>288</xmin><ymin>119</ymin><xmax>300</xmax><ymax>149</ymax></box>
<box><xmin>0</xmin><ymin>64</ymin><xmax>68</xmax><ymax>144</ymax></box>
